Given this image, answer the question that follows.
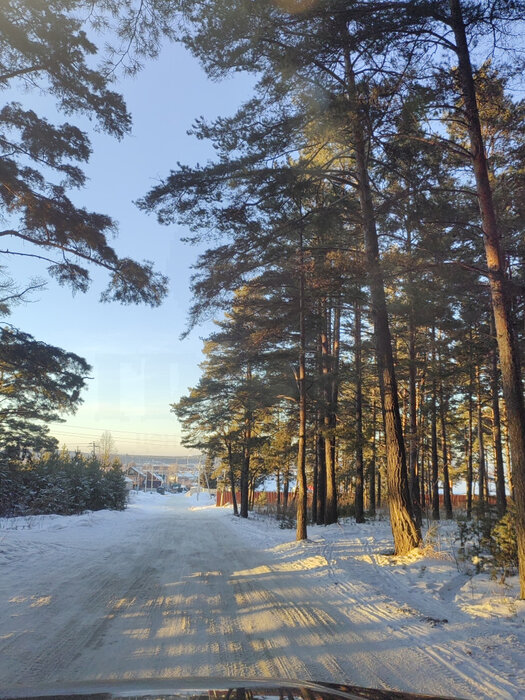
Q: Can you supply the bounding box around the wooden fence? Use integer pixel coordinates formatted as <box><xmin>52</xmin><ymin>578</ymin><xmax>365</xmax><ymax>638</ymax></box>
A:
<box><xmin>216</xmin><ymin>490</ymin><xmax>497</xmax><ymax>509</ymax></box>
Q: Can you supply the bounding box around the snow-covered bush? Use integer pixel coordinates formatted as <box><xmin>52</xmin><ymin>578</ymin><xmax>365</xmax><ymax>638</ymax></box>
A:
<box><xmin>0</xmin><ymin>451</ymin><xmax>127</xmax><ymax>517</ymax></box>
<box><xmin>490</xmin><ymin>505</ymin><xmax>518</xmax><ymax>576</ymax></box>
<box><xmin>455</xmin><ymin>505</ymin><xmax>518</xmax><ymax>578</ymax></box>
<box><xmin>102</xmin><ymin>462</ymin><xmax>128</xmax><ymax>511</ymax></box>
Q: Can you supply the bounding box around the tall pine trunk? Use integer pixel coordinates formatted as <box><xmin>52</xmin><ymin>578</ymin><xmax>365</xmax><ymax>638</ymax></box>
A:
<box><xmin>316</xmin><ymin>332</ymin><xmax>327</xmax><ymax>524</ymax></box>
<box><xmin>431</xmin><ymin>331</ymin><xmax>440</xmax><ymax>521</ymax></box>
<box><xmin>316</xmin><ymin>427</ymin><xmax>326</xmax><ymax>524</ymax></box>
<box><xmin>312</xmin><ymin>432</ymin><xmax>318</xmax><ymax>524</ymax></box>
<box><xmin>343</xmin><ymin>45</ymin><xmax>420</xmax><ymax>553</ymax></box>
<box><xmin>322</xmin><ymin>301</ymin><xmax>340</xmax><ymax>524</ymax></box>
<box><xmin>438</xmin><ymin>340</ymin><xmax>453</xmax><ymax>519</ymax></box>
<box><xmin>449</xmin><ymin>0</ymin><xmax>525</xmax><ymax>597</ymax></box>
<box><xmin>355</xmin><ymin>299</ymin><xmax>365</xmax><ymax>523</ymax></box>
<box><xmin>440</xmin><ymin>397</ymin><xmax>453</xmax><ymax>519</ymax></box>
<box><xmin>240</xmin><ymin>364</ymin><xmax>253</xmax><ymax>519</ymax></box>
<box><xmin>490</xmin><ymin>317</ymin><xmax>507</xmax><ymax>516</ymax></box>
<box><xmin>467</xmin><ymin>353</ymin><xmax>474</xmax><ymax>519</ymax></box>
<box><xmin>296</xmin><ymin>227</ymin><xmax>308</xmax><ymax>541</ymax></box>
<box><xmin>476</xmin><ymin>364</ymin><xmax>486</xmax><ymax>511</ymax></box>
<box><xmin>369</xmin><ymin>400</ymin><xmax>377</xmax><ymax>517</ymax></box>
<box><xmin>408</xmin><ymin>312</ymin><xmax>422</xmax><ymax>527</ymax></box>
<box><xmin>227</xmin><ymin>441</ymin><xmax>239</xmax><ymax>517</ymax></box>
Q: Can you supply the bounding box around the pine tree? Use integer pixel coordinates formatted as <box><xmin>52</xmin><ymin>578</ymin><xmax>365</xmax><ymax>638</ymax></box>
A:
<box><xmin>0</xmin><ymin>327</ymin><xmax>90</xmax><ymax>455</ymax></box>
<box><xmin>0</xmin><ymin>0</ymin><xmax>168</xmax><ymax>306</ymax></box>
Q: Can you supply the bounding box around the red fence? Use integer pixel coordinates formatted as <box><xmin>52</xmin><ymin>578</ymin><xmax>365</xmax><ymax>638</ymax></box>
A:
<box><xmin>217</xmin><ymin>490</ymin><xmax>497</xmax><ymax>509</ymax></box>
<box><xmin>216</xmin><ymin>491</ymin><xmax>314</xmax><ymax>507</ymax></box>
<box><xmin>423</xmin><ymin>494</ymin><xmax>497</xmax><ymax>507</ymax></box>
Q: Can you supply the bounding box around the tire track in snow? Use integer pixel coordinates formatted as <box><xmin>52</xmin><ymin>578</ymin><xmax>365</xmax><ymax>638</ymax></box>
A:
<box><xmin>2</xmin><ymin>498</ymin><xmax>524</xmax><ymax>699</ymax></box>
<box><xmin>305</xmin><ymin>531</ymin><xmax>523</xmax><ymax>699</ymax></box>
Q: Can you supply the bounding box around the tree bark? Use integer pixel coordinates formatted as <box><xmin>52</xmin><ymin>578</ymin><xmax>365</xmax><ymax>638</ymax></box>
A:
<box><xmin>430</xmin><ymin>326</ymin><xmax>440</xmax><ymax>521</ymax></box>
<box><xmin>343</xmin><ymin>46</ymin><xmax>420</xmax><ymax>553</ymax></box>
<box><xmin>322</xmin><ymin>301</ymin><xmax>339</xmax><ymax>524</ymax></box>
<box><xmin>440</xmin><ymin>397</ymin><xmax>453</xmax><ymax>519</ymax></box>
<box><xmin>240</xmin><ymin>365</ymin><xmax>252</xmax><ymax>519</ymax></box>
<box><xmin>312</xmin><ymin>432</ymin><xmax>318</xmax><ymax>524</ymax></box>
<box><xmin>502</xmin><ymin>401</ymin><xmax>515</xmax><ymax>501</ymax></box>
<box><xmin>438</xmin><ymin>340</ymin><xmax>453</xmax><ymax>519</ymax></box>
<box><xmin>316</xmin><ymin>427</ymin><xmax>326</xmax><ymax>524</ymax></box>
<box><xmin>368</xmin><ymin>400</ymin><xmax>377</xmax><ymax>517</ymax></box>
<box><xmin>490</xmin><ymin>317</ymin><xmax>507</xmax><ymax>516</ymax></box>
<box><xmin>355</xmin><ymin>299</ymin><xmax>365</xmax><ymax>523</ymax></box>
<box><xmin>418</xmin><ymin>377</ymin><xmax>428</xmax><ymax>512</ymax></box>
<box><xmin>284</xmin><ymin>465</ymin><xmax>289</xmax><ymax>509</ymax></box>
<box><xmin>296</xmin><ymin>227</ymin><xmax>308</xmax><ymax>541</ymax></box>
<box><xmin>467</xmin><ymin>350</ymin><xmax>474</xmax><ymax>519</ymax></box>
<box><xmin>368</xmin><ymin>399</ymin><xmax>380</xmax><ymax>517</ymax></box>
<box><xmin>476</xmin><ymin>363</ymin><xmax>486</xmax><ymax>511</ymax></box>
<box><xmin>227</xmin><ymin>440</ymin><xmax>239</xmax><ymax>517</ymax></box>
<box><xmin>449</xmin><ymin>0</ymin><xmax>525</xmax><ymax>597</ymax></box>
<box><xmin>315</xmin><ymin>330</ymin><xmax>327</xmax><ymax>524</ymax></box>
<box><xmin>240</xmin><ymin>448</ymin><xmax>250</xmax><ymax>518</ymax></box>
<box><xmin>408</xmin><ymin>310</ymin><xmax>422</xmax><ymax>527</ymax></box>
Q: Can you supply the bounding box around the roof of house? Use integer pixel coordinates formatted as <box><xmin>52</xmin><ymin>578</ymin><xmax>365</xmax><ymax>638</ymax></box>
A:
<box><xmin>126</xmin><ymin>466</ymin><xmax>146</xmax><ymax>476</ymax></box>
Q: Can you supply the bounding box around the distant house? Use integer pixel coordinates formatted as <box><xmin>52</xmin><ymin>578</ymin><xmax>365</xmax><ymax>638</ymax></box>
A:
<box><xmin>124</xmin><ymin>466</ymin><xmax>165</xmax><ymax>490</ymax></box>
<box><xmin>124</xmin><ymin>465</ymin><xmax>146</xmax><ymax>490</ymax></box>
<box><xmin>177</xmin><ymin>473</ymin><xmax>195</xmax><ymax>487</ymax></box>
<box><xmin>144</xmin><ymin>470</ymin><xmax>163</xmax><ymax>489</ymax></box>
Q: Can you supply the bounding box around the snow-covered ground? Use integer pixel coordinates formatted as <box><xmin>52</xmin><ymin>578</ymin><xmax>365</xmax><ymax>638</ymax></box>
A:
<box><xmin>1</xmin><ymin>492</ymin><xmax>524</xmax><ymax>698</ymax></box>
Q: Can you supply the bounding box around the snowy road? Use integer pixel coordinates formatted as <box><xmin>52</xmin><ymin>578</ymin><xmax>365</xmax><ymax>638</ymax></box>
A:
<box><xmin>1</xmin><ymin>493</ymin><xmax>524</xmax><ymax>698</ymax></box>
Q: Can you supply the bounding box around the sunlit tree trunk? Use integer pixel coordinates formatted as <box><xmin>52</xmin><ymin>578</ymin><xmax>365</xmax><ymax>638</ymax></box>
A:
<box><xmin>315</xmin><ymin>330</ymin><xmax>327</xmax><ymax>524</ymax></box>
<box><xmin>490</xmin><ymin>317</ymin><xmax>507</xmax><ymax>516</ymax></box>
<box><xmin>283</xmin><ymin>465</ymin><xmax>290</xmax><ymax>509</ymax></box>
<box><xmin>440</xmin><ymin>398</ymin><xmax>453</xmax><ymax>519</ymax></box>
<box><xmin>312</xmin><ymin>431</ymin><xmax>318</xmax><ymax>524</ymax></box>
<box><xmin>240</xmin><ymin>375</ymin><xmax>252</xmax><ymax>518</ymax></box>
<box><xmin>418</xmin><ymin>375</ymin><xmax>428</xmax><ymax>512</ymax></box>
<box><xmin>467</xmin><ymin>354</ymin><xmax>474</xmax><ymax>519</ymax></box>
<box><xmin>408</xmin><ymin>310</ymin><xmax>422</xmax><ymax>527</ymax></box>
<box><xmin>296</xmin><ymin>227</ymin><xmax>308</xmax><ymax>541</ymax></box>
<box><xmin>343</xmin><ymin>44</ymin><xmax>420</xmax><ymax>553</ymax></box>
<box><xmin>438</xmin><ymin>340</ymin><xmax>453</xmax><ymax>519</ymax></box>
<box><xmin>476</xmin><ymin>364</ymin><xmax>486</xmax><ymax>511</ymax></box>
<box><xmin>502</xmin><ymin>401</ymin><xmax>515</xmax><ymax>501</ymax></box>
<box><xmin>322</xmin><ymin>301</ymin><xmax>339</xmax><ymax>524</ymax></box>
<box><xmin>431</xmin><ymin>326</ymin><xmax>440</xmax><ymax>520</ymax></box>
<box><xmin>355</xmin><ymin>299</ymin><xmax>365</xmax><ymax>523</ymax></box>
<box><xmin>227</xmin><ymin>440</ymin><xmax>239</xmax><ymax>517</ymax></box>
<box><xmin>368</xmin><ymin>400</ymin><xmax>377</xmax><ymax>517</ymax></box>
<box><xmin>316</xmin><ymin>428</ymin><xmax>326</xmax><ymax>524</ymax></box>
<box><xmin>449</xmin><ymin>0</ymin><xmax>525</xmax><ymax>597</ymax></box>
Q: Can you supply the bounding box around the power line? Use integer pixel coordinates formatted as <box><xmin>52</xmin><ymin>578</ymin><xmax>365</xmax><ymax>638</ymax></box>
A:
<box><xmin>52</xmin><ymin>429</ymin><xmax>179</xmax><ymax>440</ymax></box>
<box><xmin>50</xmin><ymin>429</ymin><xmax>181</xmax><ymax>445</ymax></box>
<box><xmin>52</xmin><ymin>436</ymin><xmax>181</xmax><ymax>447</ymax></box>
<box><xmin>49</xmin><ymin>423</ymin><xmax>179</xmax><ymax>437</ymax></box>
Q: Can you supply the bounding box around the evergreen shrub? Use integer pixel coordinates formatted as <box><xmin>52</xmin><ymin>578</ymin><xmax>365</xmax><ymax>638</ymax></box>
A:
<box><xmin>0</xmin><ymin>451</ymin><xmax>128</xmax><ymax>517</ymax></box>
<box><xmin>490</xmin><ymin>504</ymin><xmax>518</xmax><ymax>575</ymax></box>
<box><xmin>455</xmin><ymin>503</ymin><xmax>518</xmax><ymax>577</ymax></box>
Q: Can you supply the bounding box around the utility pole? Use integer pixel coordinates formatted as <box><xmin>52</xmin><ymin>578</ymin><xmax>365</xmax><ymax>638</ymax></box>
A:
<box><xmin>197</xmin><ymin>457</ymin><xmax>202</xmax><ymax>501</ymax></box>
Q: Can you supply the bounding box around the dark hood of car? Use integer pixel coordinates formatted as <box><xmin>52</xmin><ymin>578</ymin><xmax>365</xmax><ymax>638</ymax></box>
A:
<box><xmin>0</xmin><ymin>677</ymin><xmax>464</xmax><ymax>700</ymax></box>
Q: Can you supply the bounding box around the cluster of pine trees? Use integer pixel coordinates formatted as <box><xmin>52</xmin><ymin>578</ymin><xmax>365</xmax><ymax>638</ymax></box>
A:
<box><xmin>2</xmin><ymin>0</ymin><xmax>525</xmax><ymax>596</ymax></box>
<box><xmin>0</xmin><ymin>2</ymin><xmax>170</xmax><ymax>453</ymax></box>
<box><xmin>138</xmin><ymin>1</ymin><xmax>525</xmax><ymax>598</ymax></box>
<box><xmin>0</xmin><ymin>450</ymin><xmax>127</xmax><ymax>517</ymax></box>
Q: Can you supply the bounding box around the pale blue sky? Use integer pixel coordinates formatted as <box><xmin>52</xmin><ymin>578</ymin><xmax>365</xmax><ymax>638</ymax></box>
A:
<box><xmin>6</xmin><ymin>41</ymin><xmax>253</xmax><ymax>457</ymax></box>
